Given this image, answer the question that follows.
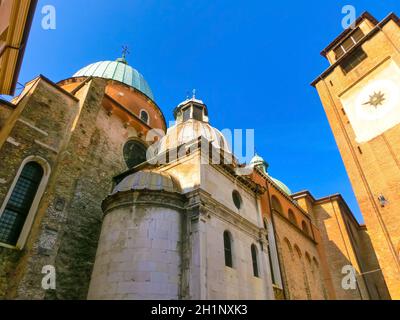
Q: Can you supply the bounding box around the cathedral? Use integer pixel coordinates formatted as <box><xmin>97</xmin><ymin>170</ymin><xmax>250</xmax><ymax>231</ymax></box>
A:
<box><xmin>0</xmin><ymin>11</ymin><xmax>397</xmax><ymax>300</ymax></box>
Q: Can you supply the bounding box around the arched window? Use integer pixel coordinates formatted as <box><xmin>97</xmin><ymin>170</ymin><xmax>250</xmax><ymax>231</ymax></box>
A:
<box><xmin>271</xmin><ymin>196</ymin><xmax>283</xmax><ymax>214</ymax></box>
<box><xmin>232</xmin><ymin>190</ymin><xmax>242</xmax><ymax>210</ymax></box>
<box><xmin>302</xmin><ymin>221</ymin><xmax>310</xmax><ymax>236</ymax></box>
<box><xmin>313</xmin><ymin>257</ymin><xmax>319</xmax><ymax>269</ymax></box>
<box><xmin>251</xmin><ymin>244</ymin><xmax>260</xmax><ymax>278</ymax></box>
<box><xmin>288</xmin><ymin>209</ymin><xmax>297</xmax><ymax>225</ymax></box>
<box><xmin>123</xmin><ymin>140</ymin><xmax>147</xmax><ymax>169</ymax></box>
<box><xmin>140</xmin><ymin>110</ymin><xmax>149</xmax><ymax>124</ymax></box>
<box><xmin>0</xmin><ymin>162</ymin><xmax>44</xmax><ymax>246</ymax></box>
<box><xmin>294</xmin><ymin>245</ymin><xmax>302</xmax><ymax>259</ymax></box>
<box><xmin>224</xmin><ymin>231</ymin><xmax>233</xmax><ymax>268</ymax></box>
<box><xmin>305</xmin><ymin>252</ymin><xmax>312</xmax><ymax>267</ymax></box>
<box><xmin>284</xmin><ymin>237</ymin><xmax>294</xmax><ymax>261</ymax></box>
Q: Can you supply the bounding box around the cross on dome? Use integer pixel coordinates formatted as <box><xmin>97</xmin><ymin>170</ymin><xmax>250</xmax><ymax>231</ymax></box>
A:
<box><xmin>121</xmin><ymin>45</ymin><xmax>130</xmax><ymax>59</ymax></box>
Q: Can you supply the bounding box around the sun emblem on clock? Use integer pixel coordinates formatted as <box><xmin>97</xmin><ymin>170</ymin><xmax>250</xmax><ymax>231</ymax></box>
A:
<box><xmin>363</xmin><ymin>91</ymin><xmax>386</xmax><ymax>108</ymax></box>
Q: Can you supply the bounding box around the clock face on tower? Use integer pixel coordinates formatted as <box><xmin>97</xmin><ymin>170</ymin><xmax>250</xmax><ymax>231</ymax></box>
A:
<box><xmin>355</xmin><ymin>79</ymin><xmax>399</xmax><ymax>121</ymax></box>
<box><xmin>340</xmin><ymin>60</ymin><xmax>400</xmax><ymax>143</ymax></box>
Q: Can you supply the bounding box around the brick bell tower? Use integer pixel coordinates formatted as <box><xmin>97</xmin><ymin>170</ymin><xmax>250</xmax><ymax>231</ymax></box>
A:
<box><xmin>312</xmin><ymin>12</ymin><xmax>400</xmax><ymax>299</ymax></box>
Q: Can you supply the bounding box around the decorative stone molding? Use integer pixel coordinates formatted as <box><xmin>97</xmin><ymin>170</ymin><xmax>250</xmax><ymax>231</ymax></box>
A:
<box><xmin>6</xmin><ymin>137</ymin><xmax>20</xmax><ymax>147</ymax></box>
<box><xmin>18</xmin><ymin>118</ymin><xmax>49</xmax><ymax>136</ymax></box>
<box><xmin>186</xmin><ymin>189</ymin><xmax>265</xmax><ymax>243</ymax></box>
<box><xmin>102</xmin><ymin>189</ymin><xmax>186</xmax><ymax>217</ymax></box>
<box><xmin>34</xmin><ymin>140</ymin><xmax>59</xmax><ymax>154</ymax></box>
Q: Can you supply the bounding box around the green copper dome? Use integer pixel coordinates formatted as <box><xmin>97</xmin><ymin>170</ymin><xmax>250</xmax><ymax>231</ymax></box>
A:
<box><xmin>250</xmin><ymin>154</ymin><xmax>265</xmax><ymax>165</ymax></box>
<box><xmin>73</xmin><ymin>58</ymin><xmax>154</xmax><ymax>101</ymax></box>
<box><xmin>250</xmin><ymin>154</ymin><xmax>291</xmax><ymax>195</ymax></box>
<box><xmin>271</xmin><ymin>178</ymin><xmax>292</xmax><ymax>195</ymax></box>
<box><xmin>250</xmin><ymin>154</ymin><xmax>269</xmax><ymax>174</ymax></box>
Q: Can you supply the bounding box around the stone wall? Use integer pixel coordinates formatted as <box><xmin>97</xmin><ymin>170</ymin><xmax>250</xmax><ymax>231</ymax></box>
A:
<box><xmin>161</xmin><ymin>153</ymin><xmax>275</xmax><ymax>300</ymax></box>
<box><xmin>202</xmin><ymin>208</ymin><xmax>272</xmax><ymax>300</ymax></box>
<box><xmin>0</xmin><ymin>76</ymin><xmax>157</xmax><ymax>299</ymax></box>
<box><xmin>201</xmin><ymin>163</ymin><xmax>261</xmax><ymax>226</ymax></box>
<box><xmin>89</xmin><ymin>191</ymin><xmax>185</xmax><ymax>300</ymax></box>
<box><xmin>0</xmin><ymin>78</ymin><xmax>78</xmax><ymax>298</ymax></box>
<box><xmin>0</xmin><ymin>103</ymin><xmax>13</xmax><ymax>129</ymax></box>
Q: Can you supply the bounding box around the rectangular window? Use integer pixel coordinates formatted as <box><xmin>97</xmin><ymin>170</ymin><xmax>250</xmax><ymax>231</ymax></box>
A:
<box><xmin>192</xmin><ymin>105</ymin><xmax>203</xmax><ymax>121</ymax></box>
<box><xmin>183</xmin><ymin>107</ymin><xmax>191</xmax><ymax>122</ymax></box>
<box><xmin>341</xmin><ymin>48</ymin><xmax>367</xmax><ymax>74</ymax></box>
<box><xmin>334</xmin><ymin>46</ymin><xmax>345</xmax><ymax>60</ymax></box>
<box><xmin>224</xmin><ymin>232</ymin><xmax>233</xmax><ymax>268</ymax></box>
<box><xmin>352</xmin><ymin>28</ymin><xmax>364</xmax><ymax>42</ymax></box>
<box><xmin>342</xmin><ymin>36</ymin><xmax>356</xmax><ymax>52</ymax></box>
<box><xmin>251</xmin><ymin>245</ymin><xmax>259</xmax><ymax>278</ymax></box>
<box><xmin>333</xmin><ymin>27</ymin><xmax>365</xmax><ymax>60</ymax></box>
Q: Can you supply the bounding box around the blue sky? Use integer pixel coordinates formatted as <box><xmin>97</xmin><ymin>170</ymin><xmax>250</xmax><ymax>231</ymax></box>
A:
<box><xmin>7</xmin><ymin>0</ymin><xmax>400</xmax><ymax>222</ymax></box>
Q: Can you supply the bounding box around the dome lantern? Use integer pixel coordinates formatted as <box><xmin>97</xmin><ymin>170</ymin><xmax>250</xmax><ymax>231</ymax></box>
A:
<box><xmin>155</xmin><ymin>95</ymin><xmax>229</xmax><ymax>156</ymax></box>
<box><xmin>250</xmin><ymin>154</ymin><xmax>269</xmax><ymax>174</ymax></box>
<box><xmin>173</xmin><ymin>90</ymin><xmax>209</xmax><ymax>124</ymax></box>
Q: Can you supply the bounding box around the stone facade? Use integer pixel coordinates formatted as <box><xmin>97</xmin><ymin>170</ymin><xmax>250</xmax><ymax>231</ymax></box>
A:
<box><xmin>89</xmin><ymin>190</ymin><xmax>185</xmax><ymax>300</ymax></box>
<box><xmin>0</xmin><ymin>74</ymin><xmax>165</xmax><ymax>299</ymax></box>
<box><xmin>0</xmin><ymin>45</ymin><xmax>394</xmax><ymax>300</ymax></box>
<box><xmin>88</xmin><ymin>150</ymin><xmax>275</xmax><ymax>300</ymax></box>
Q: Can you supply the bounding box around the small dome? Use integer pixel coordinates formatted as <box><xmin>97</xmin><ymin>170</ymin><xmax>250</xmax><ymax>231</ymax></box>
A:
<box><xmin>251</xmin><ymin>154</ymin><xmax>269</xmax><ymax>173</ymax></box>
<box><xmin>112</xmin><ymin>170</ymin><xmax>181</xmax><ymax>194</ymax></box>
<box><xmin>156</xmin><ymin>119</ymin><xmax>230</xmax><ymax>155</ymax></box>
<box><xmin>271</xmin><ymin>177</ymin><xmax>292</xmax><ymax>195</ymax></box>
<box><xmin>73</xmin><ymin>59</ymin><xmax>154</xmax><ymax>101</ymax></box>
<box><xmin>250</xmin><ymin>154</ymin><xmax>264</xmax><ymax>165</ymax></box>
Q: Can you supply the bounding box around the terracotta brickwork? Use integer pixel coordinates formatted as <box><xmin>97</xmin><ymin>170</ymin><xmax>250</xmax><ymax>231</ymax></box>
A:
<box><xmin>263</xmin><ymin>182</ymin><xmax>331</xmax><ymax>300</ymax></box>
<box><xmin>294</xmin><ymin>192</ymin><xmax>390</xmax><ymax>300</ymax></box>
<box><xmin>313</xmin><ymin>13</ymin><xmax>400</xmax><ymax>299</ymax></box>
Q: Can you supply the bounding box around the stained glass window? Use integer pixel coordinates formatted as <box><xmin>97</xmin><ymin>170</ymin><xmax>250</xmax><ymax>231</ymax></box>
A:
<box><xmin>0</xmin><ymin>162</ymin><xmax>43</xmax><ymax>246</ymax></box>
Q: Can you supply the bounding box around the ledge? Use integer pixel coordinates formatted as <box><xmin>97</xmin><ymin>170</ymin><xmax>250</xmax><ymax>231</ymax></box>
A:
<box><xmin>0</xmin><ymin>242</ymin><xmax>18</xmax><ymax>250</ymax></box>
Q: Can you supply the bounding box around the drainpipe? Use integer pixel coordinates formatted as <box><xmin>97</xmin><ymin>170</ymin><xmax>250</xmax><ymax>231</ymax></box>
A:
<box><xmin>265</xmin><ymin>180</ymin><xmax>287</xmax><ymax>299</ymax></box>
